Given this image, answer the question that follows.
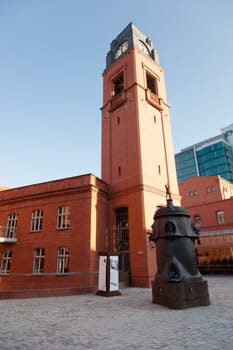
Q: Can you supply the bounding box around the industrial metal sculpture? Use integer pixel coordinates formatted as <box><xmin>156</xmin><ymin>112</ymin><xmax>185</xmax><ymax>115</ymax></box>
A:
<box><xmin>149</xmin><ymin>185</ymin><xmax>210</xmax><ymax>309</ymax></box>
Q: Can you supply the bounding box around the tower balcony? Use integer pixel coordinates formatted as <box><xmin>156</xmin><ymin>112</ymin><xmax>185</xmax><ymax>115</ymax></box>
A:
<box><xmin>0</xmin><ymin>226</ymin><xmax>17</xmax><ymax>243</ymax></box>
<box><xmin>109</xmin><ymin>91</ymin><xmax>127</xmax><ymax>112</ymax></box>
<box><xmin>145</xmin><ymin>89</ymin><xmax>164</xmax><ymax>111</ymax></box>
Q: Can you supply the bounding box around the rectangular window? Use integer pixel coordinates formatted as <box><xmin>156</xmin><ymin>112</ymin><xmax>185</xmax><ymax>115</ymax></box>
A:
<box><xmin>146</xmin><ymin>72</ymin><xmax>157</xmax><ymax>95</ymax></box>
<box><xmin>30</xmin><ymin>209</ymin><xmax>43</xmax><ymax>232</ymax></box>
<box><xmin>6</xmin><ymin>213</ymin><xmax>17</xmax><ymax>238</ymax></box>
<box><xmin>216</xmin><ymin>210</ymin><xmax>225</xmax><ymax>224</ymax></box>
<box><xmin>57</xmin><ymin>206</ymin><xmax>70</xmax><ymax>229</ymax></box>
<box><xmin>112</xmin><ymin>72</ymin><xmax>124</xmax><ymax>96</ymax></box>
<box><xmin>56</xmin><ymin>247</ymin><xmax>70</xmax><ymax>274</ymax></box>
<box><xmin>0</xmin><ymin>250</ymin><xmax>12</xmax><ymax>274</ymax></box>
<box><xmin>33</xmin><ymin>248</ymin><xmax>45</xmax><ymax>274</ymax></box>
<box><xmin>193</xmin><ymin>214</ymin><xmax>201</xmax><ymax>225</ymax></box>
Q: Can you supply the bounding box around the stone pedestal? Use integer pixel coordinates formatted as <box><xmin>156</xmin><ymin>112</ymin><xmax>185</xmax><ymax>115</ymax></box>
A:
<box><xmin>152</xmin><ymin>277</ymin><xmax>210</xmax><ymax>309</ymax></box>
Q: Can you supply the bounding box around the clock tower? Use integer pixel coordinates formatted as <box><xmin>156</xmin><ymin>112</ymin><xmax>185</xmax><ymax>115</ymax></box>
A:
<box><xmin>101</xmin><ymin>23</ymin><xmax>180</xmax><ymax>287</ymax></box>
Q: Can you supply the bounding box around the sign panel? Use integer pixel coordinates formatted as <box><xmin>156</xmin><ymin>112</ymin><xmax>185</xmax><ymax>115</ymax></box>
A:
<box><xmin>109</xmin><ymin>255</ymin><xmax>119</xmax><ymax>292</ymax></box>
<box><xmin>98</xmin><ymin>255</ymin><xmax>107</xmax><ymax>291</ymax></box>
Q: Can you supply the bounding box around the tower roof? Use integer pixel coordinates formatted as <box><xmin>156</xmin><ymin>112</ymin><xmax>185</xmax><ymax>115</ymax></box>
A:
<box><xmin>106</xmin><ymin>22</ymin><xmax>159</xmax><ymax>68</ymax></box>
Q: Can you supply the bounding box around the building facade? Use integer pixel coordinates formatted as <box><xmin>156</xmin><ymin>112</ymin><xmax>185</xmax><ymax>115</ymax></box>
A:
<box><xmin>175</xmin><ymin>124</ymin><xmax>233</xmax><ymax>184</ymax></box>
<box><xmin>179</xmin><ymin>175</ymin><xmax>233</xmax><ymax>270</ymax></box>
<box><xmin>0</xmin><ymin>175</ymin><xmax>108</xmax><ymax>298</ymax></box>
<box><xmin>0</xmin><ymin>23</ymin><xmax>179</xmax><ymax>298</ymax></box>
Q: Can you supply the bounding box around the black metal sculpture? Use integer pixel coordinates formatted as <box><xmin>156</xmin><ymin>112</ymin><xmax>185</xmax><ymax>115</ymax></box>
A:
<box><xmin>149</xmin><ymin>185</ymin><xmax>210</xmax><ymax>309</ymax></box>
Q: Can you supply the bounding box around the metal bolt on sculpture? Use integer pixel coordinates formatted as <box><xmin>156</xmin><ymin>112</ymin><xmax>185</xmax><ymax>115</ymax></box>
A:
<box><xmin>149</xmin><ymin>185</ymin><xmax>210</xmax><ymax>309</ymax></box>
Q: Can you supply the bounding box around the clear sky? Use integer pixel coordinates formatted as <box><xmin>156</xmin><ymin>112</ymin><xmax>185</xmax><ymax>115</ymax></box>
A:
<box><xmin>0</xmin><ymin>0</ymin><xmax>233</xmax><ymax>188</ymax></box>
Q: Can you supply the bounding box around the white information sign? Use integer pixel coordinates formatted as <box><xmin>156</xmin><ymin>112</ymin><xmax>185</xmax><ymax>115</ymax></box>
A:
<box><xmin>109</xmin><ymin>256</ymin><xmax>119</xmax><ymax>292</ymax></box>
<box><xmin>98</xmin><ymin>255</ymin><xmax>107</xmax><ymax>291</ymax></box>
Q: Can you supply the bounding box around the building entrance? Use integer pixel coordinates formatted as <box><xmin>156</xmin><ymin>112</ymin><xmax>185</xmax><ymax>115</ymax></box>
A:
<box><xmin>115</xmin><ymin>207</ymin><xmax>130</xmax><ymax>285</ymax></box>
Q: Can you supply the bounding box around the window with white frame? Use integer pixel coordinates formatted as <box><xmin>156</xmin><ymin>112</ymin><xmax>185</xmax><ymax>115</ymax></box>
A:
<box><xmin>216</xmin><ymin>210</ymin><xmax>225</xmax><ymax>224</ymax></box>
<box><xmin>6</xmin><ymin>213</ymin><xmax>18</xmax><ymax>238</ymax></box>
<box><xmin>33</xmin><ymin>248</ymin><xmax>45</xmax><ymax>274</ymax></box>
<box><xmin>56</xmin><ymin>247</ymin><xmax>70</xmax><ymax>274</ymax></box>
<box><xmin>57</xmin><ymin>206</ymin><xmax>70</xmax><ymax>229</ymax></box>
<box><xmin>30</xmin><ymin>209</ymin><xmax>43</xmax><ymax>232</ymax></box>
<box><xmin>0</xmin><ymin>250</ymin><xmax>12</xmax><ymax>274</ymax></box>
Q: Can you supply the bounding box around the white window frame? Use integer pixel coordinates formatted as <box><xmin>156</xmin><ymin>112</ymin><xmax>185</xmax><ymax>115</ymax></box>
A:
<box><xmin>57</xmin><ymin>206</ymin><xmax>70</xmax><ymax>229</ymax></box>
<box><xmin>0</xmin><ymin>250</ymin><xmax>12</xmax><ymax>274</ymax></box>
<box><xmin>193</xmin><ymin>214</ymin><xmax>201</xmax><ymax>226</ymax></box>
<box><xmin>56</xmin><ymin>247</ymin><xmax>69</xmax><ymax>274</ymax></box>
<box><xmin>216</xmin><ymin>210</ymin><xmax>225</xmax><ymax>224</ymax></box>
<box><xmin>33</xmin><ymin>248</ymin><xmax>45</xmax><ymax>274</ymax></box>
<box><xmin>6</xmin><ymin>213</ymin><xmax>18</xmax><ymax>238</ymax></box>
<box><xmin>30</xmin><ymin>209</ymin><xmax>43</xmax><ymax>232</ymax></box>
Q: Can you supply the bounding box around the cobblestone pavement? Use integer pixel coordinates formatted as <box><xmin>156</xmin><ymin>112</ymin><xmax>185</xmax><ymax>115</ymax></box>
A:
<box><xmin>0</xmin><ymin>275</ymin><xmax>232</xmax><ymax>349</ymax></box>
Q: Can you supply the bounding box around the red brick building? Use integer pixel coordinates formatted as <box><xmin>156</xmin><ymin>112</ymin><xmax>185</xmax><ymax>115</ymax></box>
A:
<box><xmin>179</xmin><ymin>175</ymin><xmax>233</xmax><ymax>269</ymax></box>
<box><xmin>0</xmin><ymin>175</ymin><xmax>108</xmax><ymax>298</ymax></box>
<box><xmin>0</xmin><ymin>23</ymin><xmax>180</xmax><ymax>298</ymax></box>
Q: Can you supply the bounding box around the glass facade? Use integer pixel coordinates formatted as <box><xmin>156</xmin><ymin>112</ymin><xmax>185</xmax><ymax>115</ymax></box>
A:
<box><xmin>197</xmin><ymin>142</ymin><xmax>233</xmax><ymax>182</ymax></box>
<box><xmin>175</xmin><ymin>148</ymin><xmax>198</xmax><ymax>183</ymax></box>
<box><xmin>175</xmin><ymin>139</ymin><xmax>233</xmax><ymax>183</ymax></box>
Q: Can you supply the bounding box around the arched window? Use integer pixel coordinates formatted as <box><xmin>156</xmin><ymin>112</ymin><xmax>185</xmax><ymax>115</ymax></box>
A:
<box><xmin>216</xmin><ymin>211</ymin><xmax>225</xmax><ymax>224</ymax></box>
<box><xmin>30</xmin><ymin>209</ymin><xmax>43</xmax><ymax>232</ymax></box>
<box><xmin>0</xmin><ymin>250</ymin><xmax>12</xmax><ymax>274</ymax></box>
<box><xmin>56</xmin><ymin>247</ymin><xmax>70</xmax><ymax>274</ymax></box>
<box><xmin>33</xmin><ymin>248</ymin><xmax>45</xmax><ymax>274</ymax></box>
<box><xmin>57</xmin><ymin>206</ymin><xmax>70</xmax><ymax>229</ymax></box>
<box><xmin>6</xmin><ymin>213</ymin><xmax>18</xmax><ymax>238</ymax></box>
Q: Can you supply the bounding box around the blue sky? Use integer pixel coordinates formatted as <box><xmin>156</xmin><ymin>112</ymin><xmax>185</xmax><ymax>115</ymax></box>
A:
<box><xmin>0</xmin><ymin>0</ymin><xmax>233</xmax><ymax>188</ymax></box>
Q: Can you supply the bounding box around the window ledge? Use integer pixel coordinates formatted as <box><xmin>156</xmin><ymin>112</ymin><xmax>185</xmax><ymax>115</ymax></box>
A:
<box><xmin>145</xmin><ymin>89</ymin><xmax>163</xmax><ymax>111</ymax></box>
<box><xmin>0</xmin><ymin>237</ymin><xmax>17</xmax><ymax>244</ymax></box>
<box><xmin>109</xmin><ymin>91</ymin><xmax>127</xmax><ymax>112</ymax></box>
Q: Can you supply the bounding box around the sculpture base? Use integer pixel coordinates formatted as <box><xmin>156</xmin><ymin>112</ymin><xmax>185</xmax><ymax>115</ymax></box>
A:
<box><xmin>152</xmin><ymin>278</ymin><xmax>210</xmax><ymax>309</ymax></box>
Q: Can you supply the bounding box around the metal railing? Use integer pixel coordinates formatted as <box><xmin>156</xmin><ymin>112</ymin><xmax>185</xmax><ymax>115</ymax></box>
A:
<box><xmin>0</xmin><ymin>226</ymin><xmax>17</xmax><ymax>243</ymax></box>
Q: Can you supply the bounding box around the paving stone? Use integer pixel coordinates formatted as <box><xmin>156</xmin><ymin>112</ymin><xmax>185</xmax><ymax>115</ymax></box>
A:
<box><xmin>0</xmin><ymin>275</ymin><xmax>232</xmax><ymax>349</ymax></box>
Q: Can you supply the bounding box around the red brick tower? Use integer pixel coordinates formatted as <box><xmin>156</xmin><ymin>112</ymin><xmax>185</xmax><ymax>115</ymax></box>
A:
<box><xmin>101</xmin><ymin>23</ymin><xmax>180</xmax><ymax>287</ymax></box>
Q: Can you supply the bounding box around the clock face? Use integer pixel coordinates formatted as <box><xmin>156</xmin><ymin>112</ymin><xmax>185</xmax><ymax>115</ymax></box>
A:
<box><xmin>138</xmin><ymin>40</ymin><xmax>149</xmax><ymax>56</ymax></box>
<box><xmin>115</xmin><ymin>40</ymin><xmax>128</xmax><ymax>59</ymax></box>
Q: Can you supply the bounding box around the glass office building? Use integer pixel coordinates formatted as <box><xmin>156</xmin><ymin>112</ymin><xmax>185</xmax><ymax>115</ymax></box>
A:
<box><xmin>175</xmin><ymin>124</ymin><xmax>233</xmax><ymax>184</ymax></box>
